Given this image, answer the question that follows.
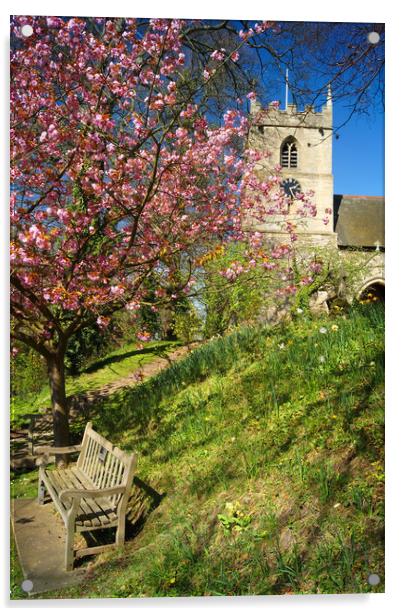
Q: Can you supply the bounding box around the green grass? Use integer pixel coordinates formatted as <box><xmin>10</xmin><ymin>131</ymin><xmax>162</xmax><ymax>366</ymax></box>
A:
<box><xmin>10</xmin><ymin>340</ymin><xmax>180</xmax><ymax>428</ymax></box>
<box><xmin>10</xmin><ymin>528</ymin><xmax>25</xmax><ymax>600</ymax></box>
<box><xmin>10</xmin><ymin>303</ymin><xmax>384</xmax><ymax>598</ymax></box>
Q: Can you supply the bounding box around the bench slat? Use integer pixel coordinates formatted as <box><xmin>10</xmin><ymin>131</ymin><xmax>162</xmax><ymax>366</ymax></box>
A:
<box><xmin>112</xmin><ymin>462</ymin><xmax>125</xmax><ymax>506</ymax></box>
<box><xmin>87</xmin><ymin>440</ymin><xmax>99</xmax><ymax>480</ymax></box>
<box><xmin>81</xmin><ymin>435</ymin><xmax>94</xmax><ymax>475</ymax></box>
<box><xmin>110</xmin><ymin>456</ymin><xmax>122</xmax><ymax>505</ymax></box>
<box><xmin>44</xmin><ymin>468</ymin><xmax>118</xmax><ymax>528</ymax></box>
<box><xmin>68</xmin><ymin>467</ymin><xmax>119</xmax><ymax>526</ymax></box>
<box><xmin>107</xmin><ymin>452</ymin><xmax>119</xmax><ymax>489</ymax></box>
<box><xmin>93</xmin><ymin>446</ymin><xmax>106</xmax><ymax>486</ymax></box>
<box><xmin>45</xmin><ymin>468</ymin><xmax>100</xmax><ymax>526</ymax></box>
<box><xmin>99</xmin><ymin>449</ymin><xmax>113</xmax><ymax>489</ymax></box>
<box><xmin>73</xmin><ymin>467</ymin><xmax>121</xmax><ymax>524</ymax></box>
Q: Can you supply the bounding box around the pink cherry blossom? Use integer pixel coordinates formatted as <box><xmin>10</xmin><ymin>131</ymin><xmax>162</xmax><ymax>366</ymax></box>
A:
<box><xmin>97</xmin><ymin>316</ymin><xmax>111</xmax><ymax>328</ymax></box>
<box><xmin>137</xmin><ymin>331</ymin><xmax>151</xmax><ymax>342</ymax></box>
<box><xmin>210</xmin><ymin>49</ymin><xmax>226</xmax><ymax>62</ymax></box>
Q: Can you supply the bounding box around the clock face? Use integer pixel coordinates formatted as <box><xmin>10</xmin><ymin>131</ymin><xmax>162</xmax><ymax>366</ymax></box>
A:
<box><xmin>281</xmin><ymin>178</ymin><xmax>301</xmax><ymax>199</ymax></box>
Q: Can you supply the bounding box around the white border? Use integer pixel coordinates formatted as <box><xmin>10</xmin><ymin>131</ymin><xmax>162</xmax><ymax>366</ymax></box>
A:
<box><xmin>2</xmin><ymin>1</ymin><xmax>400</xmax><ymax>613</ymax></box>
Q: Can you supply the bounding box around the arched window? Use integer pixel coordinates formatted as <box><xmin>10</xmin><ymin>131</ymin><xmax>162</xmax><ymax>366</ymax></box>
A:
<box><xmin>281</xmin><ymin>138</ymin><xmax>298</xmax><ymax>168</ymax></box>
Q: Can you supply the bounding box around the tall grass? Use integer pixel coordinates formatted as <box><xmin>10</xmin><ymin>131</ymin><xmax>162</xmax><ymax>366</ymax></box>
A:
<box><xmin>96</xmin><ymin>303</ymin><xmax>384</xmax><ymax>436</ymax></box>
<box><xmin>95</xmin><ymin>325</ymin><xmax>271</xmax><ymax>433</ymax></box>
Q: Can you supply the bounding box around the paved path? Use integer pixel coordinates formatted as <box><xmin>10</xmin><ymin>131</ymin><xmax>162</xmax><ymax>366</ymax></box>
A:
<box><xmin>10</xmin><ymin>345</ymin><xmax>192</xmax><ymax>472</ymax></box>
<box><xmin>12</xmin><ymin>499</ymin><xmax>87</xmax><ymax>595</ymax></box>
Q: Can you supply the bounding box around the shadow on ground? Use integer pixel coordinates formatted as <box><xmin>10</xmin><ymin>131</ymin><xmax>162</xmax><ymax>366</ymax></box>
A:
<box><xmin>83</xmin><ymin>343</ymin><xmax>174</xmax><ymax>374</ymax></box>
<box><xmin>74</xmin><ymin>476</ymin><xmax>166</xmax><ymax>569</ymax></box>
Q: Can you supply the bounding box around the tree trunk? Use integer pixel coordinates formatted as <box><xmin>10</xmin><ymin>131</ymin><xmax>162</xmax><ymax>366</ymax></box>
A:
<box><xmin>47</xmin><ymin>352</ymin><xmax>70</xmax><ymax>467</ymax></box>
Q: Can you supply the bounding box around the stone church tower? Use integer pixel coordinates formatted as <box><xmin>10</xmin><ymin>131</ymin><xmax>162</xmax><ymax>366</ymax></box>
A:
<box><xmin>247</xmin><ymin>88</ymin><xmax>337</xmax><ymax>245</ymax></box>
<box><xmin>246</xmin><ymin>88</ymin><xmax>384</xmax><ymax>304</ymax></box>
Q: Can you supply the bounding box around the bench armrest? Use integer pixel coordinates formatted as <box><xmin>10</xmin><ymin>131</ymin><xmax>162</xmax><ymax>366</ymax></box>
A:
<box><xmin>36</xmin><ymin>444</ymin><xmax>82</xmax><ymax>455</ymax></box>
<box><xmin>35</xmin><ymin>444</ymin><xmax>82</xmax><ymax>467</ymax></box>
<box><xmin>59</xmin><ymin>485</ymin><xmax>126</xmax><ymax>504</ymax></box>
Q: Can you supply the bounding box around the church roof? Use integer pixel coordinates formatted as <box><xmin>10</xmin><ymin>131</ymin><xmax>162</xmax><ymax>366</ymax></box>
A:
<box><xmin>333</xmin><ymin>195</ymin><xmax>385</xmax><ymax>248</ymax></box>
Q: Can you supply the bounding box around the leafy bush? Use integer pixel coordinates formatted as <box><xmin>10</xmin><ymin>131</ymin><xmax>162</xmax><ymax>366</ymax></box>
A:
<box><xmin>173</xmin><ymin>304</ymin><xmax>203</xmax><ymax>347</ymax></box>
<box><xmin>10</xmin><ymin>345</ymin><xmax>47</xmax><ymax>401</ymax></box>
<box><xmin>201</xmin><ymin>242</ymin><xmax>278</xmax><ymax>338</ymax></box>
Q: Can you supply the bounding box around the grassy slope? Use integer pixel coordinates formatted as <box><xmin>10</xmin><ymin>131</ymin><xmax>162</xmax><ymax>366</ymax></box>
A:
<box><xmin>11</xmin><ymin>340</ymin><xmax>179</xmax><ymax>428</ymax></box>
<box><xmin>11</xmin><ymin>305</ymin><xmax>384</xmax><ymax>598</ymax></box>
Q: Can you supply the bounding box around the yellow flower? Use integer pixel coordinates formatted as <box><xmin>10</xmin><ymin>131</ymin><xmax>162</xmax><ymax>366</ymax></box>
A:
<box><xmin>331</xmin><ymin>324</ymin><xmax>339</xmax><ymax>331</ymax></box>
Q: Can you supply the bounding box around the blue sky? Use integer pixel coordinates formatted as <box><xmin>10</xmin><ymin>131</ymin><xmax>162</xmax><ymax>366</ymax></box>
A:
<box><xmin>332</xmin><ymin>105</ymin><xmax>384</xmax><ymax>197</ymax></box>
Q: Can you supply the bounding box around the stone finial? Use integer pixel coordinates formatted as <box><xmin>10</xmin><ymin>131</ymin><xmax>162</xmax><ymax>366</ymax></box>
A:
<box><xmin>326</xmin><ymin>83</ymin><xmax>332</xmax><ymax>107</ymax></box>
<box><xmin>250</xmin><ymin>98</ymin><xmax>261</xmax><ymax>115</ymax></box>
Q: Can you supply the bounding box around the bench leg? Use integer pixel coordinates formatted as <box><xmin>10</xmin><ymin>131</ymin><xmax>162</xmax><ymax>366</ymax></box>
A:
<box><xmin>65</xmin><ymin>521</ymin><xmax>75</xmax><ymax>571</ymax></box>
<box><xmin>38</xmin><ymin>476</ymin><xmax>46</xmax><ymax>505</ymax></box>
<box><xmin>115</xmin><ymin>517</ymin><xmax>126</xmax><ymax>547</ymax></box>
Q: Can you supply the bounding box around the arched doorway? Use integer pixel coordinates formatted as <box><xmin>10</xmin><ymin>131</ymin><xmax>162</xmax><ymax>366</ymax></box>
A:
<box><xmin>358</xmin><ymin>280</ymin><xmax>385</xmax><ymax>303</ymax></box>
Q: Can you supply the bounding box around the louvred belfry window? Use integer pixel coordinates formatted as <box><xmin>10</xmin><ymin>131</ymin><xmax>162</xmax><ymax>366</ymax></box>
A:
<box><xmin>281</xmin><ymin>139</ymin><xmax>298</xmax><ymax>168</ymax></box>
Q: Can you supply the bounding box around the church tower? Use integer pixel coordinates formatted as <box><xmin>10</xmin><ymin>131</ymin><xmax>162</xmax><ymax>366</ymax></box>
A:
<box><xmin>248</xmin><ymin>88</ymin><xmax>337</xmax><ymax>245</ymax></box>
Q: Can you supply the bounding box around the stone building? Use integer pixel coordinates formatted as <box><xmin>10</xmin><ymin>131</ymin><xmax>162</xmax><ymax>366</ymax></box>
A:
<box><xmin>247</xmin><ymin>90</ymin><xmax>385</xmax><ymax>304</ymax></box>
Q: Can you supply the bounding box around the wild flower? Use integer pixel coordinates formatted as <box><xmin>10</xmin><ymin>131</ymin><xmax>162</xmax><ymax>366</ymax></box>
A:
<box><xmin>137</xmin><ymin>330</ymin><xmax>151</xmax><ymax>342</ymax></box>
<box><xmin>319</xmin><ymin>327</ymin><xmax>327</xmax><ymax>334</ymax></box>
<box><xmin>319</xmin><ymin>355</ymin><xmax>326</xmax><ymax>363</ymax></box>
<box><xmin>331</xmin><ymin>324</ymin><xmax>339</xmax><ymax>331</ymax></box>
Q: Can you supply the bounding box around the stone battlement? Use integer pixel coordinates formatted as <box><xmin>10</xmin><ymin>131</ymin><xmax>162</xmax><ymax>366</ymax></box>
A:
<box><xmin>250</xmin><ymin>99</ymin><xmax>332</xmax><ymax>130</ymax></box>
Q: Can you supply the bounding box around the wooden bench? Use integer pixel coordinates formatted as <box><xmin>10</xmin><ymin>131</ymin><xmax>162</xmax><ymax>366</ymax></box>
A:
<box><xmin>36</xmin><ymin>422</ymin><xmax>136</xmax><ymax>571</ymax></box>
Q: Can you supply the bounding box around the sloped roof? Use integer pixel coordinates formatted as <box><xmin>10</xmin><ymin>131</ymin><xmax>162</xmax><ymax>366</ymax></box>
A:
<box><xmin>333</xmin><ymin>195</ymin><xmax>385</xmax><ymax>248</ymax></box>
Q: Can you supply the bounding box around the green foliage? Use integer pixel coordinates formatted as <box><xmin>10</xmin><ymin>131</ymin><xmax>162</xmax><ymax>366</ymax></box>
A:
<box><xmin>309</xmin><ymin>461</ymin><xmax>341</xmax><ymax>503</ymax></box>
<box><xmin>65</xmin><ymin>322</ymin><xmax>111</xmax><ymax>375</ymax></box>
<box><xmin>137</xmin><ymin>275</ymin><xmax>163</xmax><ymax>338</ymax></box>
<box><xmin>10</xmin><ymin>345</ymin><xmax>47</xmax><ymax>401</ymax></box>
<box><xmin>274</xmin><ymin>545</ymin><xmax>304</xmax><ymax>591</ymax></box>
<box><xmin>217</xmin><ymin>502</ymin><xmax>252</xmax><ymax>535</ymax></box>
<box><xmin>201</xmin><ymin>243</ymin><xmax>273</xmax><ymax>338</ymax></box>
<box><xmin>173</xmin><ymin>303</ymin><xmax>202</xmax><ymax>347</ymax></box>
<box><xmin>270</xmin><ymin>245</ymin><xmax>381</xmax><ymax>322</ymax></box>
<box><xmin>290</xmin><ymin>256</ymin><xmax>331</xmax><ymax>317</ymax></box>
<box><xmin>65</xmin><ymin>309</ymin><xmax>143</xmax><ymax>375</ymax></box>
